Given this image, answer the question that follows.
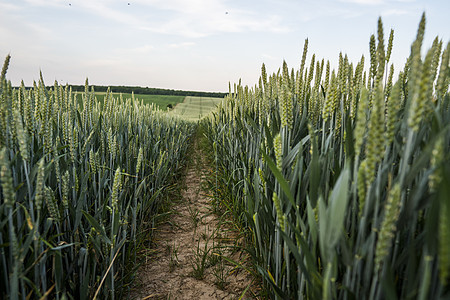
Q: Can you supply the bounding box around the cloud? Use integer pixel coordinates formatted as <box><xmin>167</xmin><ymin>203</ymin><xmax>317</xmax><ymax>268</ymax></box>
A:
<box><xmin>169</xmin><ymin>42</ymin><xmax>195</xmax><ymax>48</ymax></box>
<box><xmin>0</xmin><ymin>2</ymin><xmax>21</xmax><ymax>11</ymax></box>
<box><xmin>132</xmin><ymin>0</ymin><xmax>225</xmax><ymax>14</ymax></box>
<box><xmin>338</xmin><ymin>0</ymin><xmax>417</xmax><ymax>5</ymax></box>
<box><xmin>145</xmin><ymin>12</ymin><xmax>288</xmax><ymax>38</ymax></box>
<box><xmin>75</xmin><ymin>2</ymin><xmax>144</xmax><ymax>29</ymax></box>
<box><xmin>382</xmin><ymin>9</ymin><xmax>414</xmax><ymax>16</ymax></box>
<box><xmin>23</xmin><ymin>0</ymin><xmax>62</xmax><ymax>7</ymax></box>
<box><xmin>128</xmin><ymin>45</ymin><xmax>155</xmax><ymax>53</ymax></box>
<box><xmin>59</xmin><ymin>0</ymin><xmax>289</xmax><ymax>38</ymax></box>
<box><xmin>5</xmin><ymin>0</ymin><xmax>288</xmax><ymax>39</ymax></box>
<box><xmin>81</xmin><ymin>57</ymin><xmax>131</xmax><ymax>68</ymax></box>
<box><xmin>0</xmin><ymin>3</ymin><xmax>55</xmax><ymax>44</ymax></box>
<box><xmin>339</xmin><ymin>0</ymin><xmax>385</xmax><ymax>5</ymax></box>
<box><xmin>261</xmin><ymin>53</ymin><xmax>277</xmax><ymax>60</ymax></box>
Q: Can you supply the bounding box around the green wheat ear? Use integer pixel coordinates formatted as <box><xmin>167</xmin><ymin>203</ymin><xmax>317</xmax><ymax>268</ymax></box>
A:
<box><xmin>279</xmin><ymin>63</ymin><xmax>293</xmax><ymax>129</ymax></box>
<box><xmin>323</xmin><ymin>60</ymin><xmax>331</xmax><ymax>93</ymax></box>
<box><xmin>136</xmin><ymin>147</ymin><xmax>144</xmax><ymax>175</ymax></box>
<box><xmin>385</xmin><ymin>64</ymin><xmax>394</xmax><ymax>100</ymax></box>
<box><xmin>0</xmin><ymin>54</ymin><xmax>11</xmax><ymax>80</ymax></box>
<box><xmin>322</xmin><ymin>71</ymin><xmax>337</xmax><ymax>122</ymax></box>
<box><xmin>89</xmin><ymin>149</ymin><xmax>97</xmax><ymax>174</ymax></box>
<box><xmin>0</xmin><ymin>148</ymin><xmax>14</xmax><ymax>208</ymax></box>
<box><xmin>429</xmin><ymin>136</ymin><xmax>444</xmax><ymax>192</ymax></box>
<box><xmin>436</xmin><ymin>42</ymin><xmax>449</xmax><ymax>100</ymax></box>
<box><xmin>274</xmin><ymin>133</ymin><xmax>282</xmax><ymax>171</ymax></box>
<box><xmin>62</xmin><ymin>171</ymin><xmax>69</xmax><ymax>210</ymax></box>
<box><xmin>258</xmin><ymin>168</ymin><xmax>266</xmax><ymax>188</ymax></box>
<box><xmin>408</xmin><ymin>44</ymin><xmax>435</xmax><ymax>131</ymax></box>
<box><xmin>45</xmin><ymin>186</ymin><xmax>60</xmax><ymax>222</ymax></box>
<box><xmin>272</xmin><ymin>192</ymin><xmax>286</xmax><ymax>233</ymax></box>
<box><xmin>439</xmin><ymin>193</ymin><xmax>450</xmax><ymax>286</ymax></box>
<box><xmin>357</xmin><ymin>160</ymin><xmax>367</xmax><ymax>217</ymax></box>
<box><xmin>111</xmin><ymin>167</ymin><xmax>122</xmax><ymax>211</ymax></box>
<box><xmin>375</xmin><ymin>181</ymin><xmax>402</xmax><ymax>272</ymax></box>
<box><xmin>35</xmin><ymin>159</ymin><xmax>46</xmax><ymax>212</ymax></box>
<box><xmin>13</xmin><ymin>109</ymin><xmax>29</xmax><ymax>162</ymax></box>
<box><xmin>375</xmin><ymin>16</ymin><xmax>386</xmax><ymax>84</ymax></box>
<box><xmin>369</xmin><ymin>34</ymin><xmax>377</xmax><ymax>87</ymax></box>
<box><xmin>354</xmin><ymin>87</ymin><xmax>369</xmax><ymax>159</ymax></box>
<box><xmin>386</xmin><ymin>80</ymin><xmax>401</xmax><ymax>146</ymax></box>
<box><xmin>261</xmin><ymin>63</ymin><xmax>268</xmax><ymax>86</ymax></box>
<box><xmin>365</xmin><ymin>84</ymin><xmax>385</xmax><ymax>185</ymax></box>
<box><xmin>386</xmin><ymin>29</ymin><xmax>394</xmax><ymax>64</ymax></box>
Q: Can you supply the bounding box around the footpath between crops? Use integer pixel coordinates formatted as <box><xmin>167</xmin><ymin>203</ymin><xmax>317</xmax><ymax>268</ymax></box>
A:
<box><xmin>130</xmin><ymin>132</ymin><xmax>257</xmax><ymax>299</ymax></box>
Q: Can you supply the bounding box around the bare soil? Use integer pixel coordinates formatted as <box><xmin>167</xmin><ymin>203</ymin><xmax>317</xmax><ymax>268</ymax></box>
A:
<box><xmin>129</xmin><ymin>139</ymin><xmax>257</xmax><ymax>299</ymax></box>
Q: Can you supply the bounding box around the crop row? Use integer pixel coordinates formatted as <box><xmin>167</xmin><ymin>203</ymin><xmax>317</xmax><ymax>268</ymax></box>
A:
<box><xmin>0</xmin><ymin>65</ymin><xmax>194</xmax><ymax>299</ymax></box>
<box><xmin>203</xmin><ymin>14</ymin><xmax>449</xmax><ymax>299</ymax></box>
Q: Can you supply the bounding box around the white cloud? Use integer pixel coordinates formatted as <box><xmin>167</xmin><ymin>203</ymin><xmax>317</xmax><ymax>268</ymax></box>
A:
<box><xmin>169</xmin><ymin>42</ymin><xmax>195</xmax><ymax>48</ymax></box>
<box><xmin>128</xmin><ymin>45</ymin><xmax>155</xmax><ymax>53</ymax></box>
<box><xmin>261</xmin><ymin>53</ymin><xmax>277</xmax><ymax>60</ymax></box>
<box><xmin>133</xmin><ymin>0</ymin><xmax>224</xmax><ymax>14</ymax></box>
<box><xmin>81</xmin><ymin>57</ymin><xmax>131</xmax><ymax>68</ymax></box>
<box><xmin>0</xmin><ymin>2</ymin><xmax>21</xmax><ymax>11</ymax></box>
<box><xmin>2</xmin><ymin>0</ymin><xmax>287</xmax><ymax>39</ymax></box>
<box><xmin>58</xmin><ymin>0</ymin><xmax>289</xmax><ymax>38</ymax></box>
<box><xmin>75</xmin><ymin>2</ymin><xmax>144</xmax><ymax>28</ymax></box>
<box><xmin>0</xmin><ymin>3</ymin><xmax>55</xmax><ymax>45</ymax></box>
<box><xmin>382</xmin><ymin>9</ymin><xmax>413</xmax><ymax>16</ymax></box>
<box><xmin>145</xmin><ymin>12</ymin><xmax>288</xmax><ymax>37</ymax></box>
<box><xmin>23</xmin><ymin>0</ymin><xmax>56</xmax><ymax>6</ymax></box>
<box><xmin>338</xmin><ymin>0</ymin><xmax>416</xmax><ymax>5</ymax></box>
<box><xmin>339</xmin><ymin>0</ymin><xmax>385</xmax><ymax>5</ymax></box>
<box><xmin>23</xmin><ymin>0</ymin><xmax>68</xmax><ymax>8</ymax></box>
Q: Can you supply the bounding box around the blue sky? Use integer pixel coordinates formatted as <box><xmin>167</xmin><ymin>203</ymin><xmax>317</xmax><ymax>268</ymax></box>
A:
<box><xmin>0</xmin><ymin>0</ymin><xmax>449</xmax><ymax>92</ymax></box>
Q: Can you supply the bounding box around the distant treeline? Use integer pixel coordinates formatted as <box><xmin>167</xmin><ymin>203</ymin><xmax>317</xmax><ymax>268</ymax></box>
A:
<box><xmin>69</xmin><ymin>85</ymin><xmax>227</xmax><ymax>98</ymax></box>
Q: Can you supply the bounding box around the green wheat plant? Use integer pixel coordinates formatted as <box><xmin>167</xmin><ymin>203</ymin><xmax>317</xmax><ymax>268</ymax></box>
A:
<box><xmin>0</xmin><ymin>65</ymin><xmax>195</xmax><ymax>299</ymax></box>
<box><xmin>203</xmin><ymin>13</ymin><xmax>450</xmax><ymax>299</ymax></box>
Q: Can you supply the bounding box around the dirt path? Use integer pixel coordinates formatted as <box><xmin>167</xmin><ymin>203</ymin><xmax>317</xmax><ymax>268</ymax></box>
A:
<box><xmin>130</xmin><ymin>138</ymin><xmax>255</xmax><ymax>299</ymax></box>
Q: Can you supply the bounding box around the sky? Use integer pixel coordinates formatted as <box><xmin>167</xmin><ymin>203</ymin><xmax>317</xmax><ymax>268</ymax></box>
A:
<box><xmin>0</xmin><ymin>0</ymin><xmax>449</xmax><ymax>92</ymax></box>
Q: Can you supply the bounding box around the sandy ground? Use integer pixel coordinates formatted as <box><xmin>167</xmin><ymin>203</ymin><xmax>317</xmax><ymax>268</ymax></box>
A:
<box><xmin>129</xmin><ymin>140</ymin><xmax>257</xmax><ymax>299</ymax></box>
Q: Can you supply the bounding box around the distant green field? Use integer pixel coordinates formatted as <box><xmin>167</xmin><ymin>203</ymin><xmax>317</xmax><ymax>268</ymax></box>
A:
<box><xmin>73</xmin><ymin>92</ymin><xmax>222</xmax><ymax>118</ymax></box>
<box><xmin>77</xmin><ymin>92</ymin><xmax>185</xmax><ymax>110</ymax></box>
<box><xmin>99</xmin><ymin>92</ymin><xmax>185</xmax><ymax>109</ymax></box>
<box><xmin>169</xmin><ymin>96</ymin><xmax>223</xmax><ymax>121</ymax></box>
